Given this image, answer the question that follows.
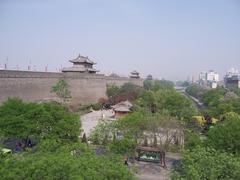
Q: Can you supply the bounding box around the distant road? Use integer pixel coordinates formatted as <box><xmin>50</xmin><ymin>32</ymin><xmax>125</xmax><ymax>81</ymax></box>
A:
<box><xmin>175</xmin><ymin>86</ymin><xmax>205</xmax><ymax>109</ymax></box>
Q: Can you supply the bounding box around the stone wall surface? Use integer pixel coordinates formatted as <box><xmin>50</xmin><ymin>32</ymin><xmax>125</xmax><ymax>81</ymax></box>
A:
<box><xmin>0</xmin><ymin>70</ymin><xmax>143</xmax><ymax>105</ymax></box>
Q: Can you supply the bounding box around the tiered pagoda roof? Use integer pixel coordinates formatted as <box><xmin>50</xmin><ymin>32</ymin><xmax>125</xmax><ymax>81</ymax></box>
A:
<box><xmin>69</xmin><ymin>54</ymin><xmax>96</xmax><ymax>64</ymax></box>
<box><xmin>62</xmin><ymin>54</ymin><xmax>99</xmax><ymax>73</ymax></box>
<box><xmin>130</xmin><ymin>70</ymin><xmax>140</xmax><ymax>78</ymax></box>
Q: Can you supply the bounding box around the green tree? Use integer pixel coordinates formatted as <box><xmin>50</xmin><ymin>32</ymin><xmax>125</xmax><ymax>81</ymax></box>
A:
<box><xmin>172</xmin><ymin>147</ymin><xmax>240</xmax><ymax>180</ymax></box>
<box><xmin>106</xmin><ymin>83</ymin><xmax>120</xmax><ymax>98</ymax></box>
<box><xmin>137</xmin><ymin>89</ymin><xmax>197</xmax><ymax>121</ymax></box>
<box><xmin>184</xmin><ymin>130</ymin><xmax>203</xmax><ymax>150</ymax></box>
<box><xmin>51</xmin><ymin>79</ymin><xmax>71</xmax><ymax>103</ymax></box>
<box><xmin>186</xmin><ymin>84</ymin><xmax>206</xmax><ymax>99</ymax></box>
<box><xmin>143</xmin><ymin>79</ymin><xmax>174</xmax><ymax>92</ymax></box>
<box><xmin>143</xmin><ymin>79</ymin><xmax>153</xmax><ymax>90</ymax></box>
<box><xmin>0</xmin><ymin>151</ymin><xmax>134</xmax><ymax>180</ymax></box>
<box><xmin>0</xmin><ymin>98</ymin><xmax>80</xmax><ymax>147</ymax></box>
<box><xmin>109</xmin><ymin>137</ymin><xmax>137</xmax><ymax>155</ymax></box>
<box><xmin>206</xmin><ymin>113</ymin><xmax>240</xmax><ymax>154</ymax></box>
<box><xmin>202</xmin><ymin>87</ymin><xmax>226</xmax><ymax>107</ymax></box>
<box><xmin>89</xmin><ymin>121</ymin><xmax>117</xmax><ymax>145</ymax></box>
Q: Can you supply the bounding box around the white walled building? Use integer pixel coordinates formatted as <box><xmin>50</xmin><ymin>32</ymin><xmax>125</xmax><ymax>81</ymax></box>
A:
<box><xmin>206</xmin><ymin>70</ymin><xmax>219</xmax><ymax>82</ymax></box>
<box><xmin>199</xmin><ymin>70</ymin><xmax>219</xmax><ymax>89</ymax></box>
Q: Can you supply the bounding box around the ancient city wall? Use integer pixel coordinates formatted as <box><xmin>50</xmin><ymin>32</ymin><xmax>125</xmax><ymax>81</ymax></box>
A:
<box><xmin>0</xmin><ymin>70</ymin><xmax>143</xmax><ymax>105</ymax></box>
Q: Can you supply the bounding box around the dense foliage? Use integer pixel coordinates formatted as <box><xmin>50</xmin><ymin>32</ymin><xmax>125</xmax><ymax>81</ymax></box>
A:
<box><xmin>137</xmin><ymin>89</ymin><xmax>196</xmax><ymax>121</ymax></box>
<box><xmin>0</xmin><ymin>151</ymin><xmax>133</xmax><ymax>180</ymax></box>
<box><xmin>206</xmin><ymin>112</ymin><xmax>240</xmax><ymax>154</ymax></box>
<box><xmin>173</xmin><ymin>84</ymin><xmax>240</xmax><ymax>179</ymax></box>
<box><xmin>172</xmin><ymin>147</ymin><xmax>240</xmax><ymax>180</ymax></box>
<box><xmin>106</xmin><ymin>82</ymin><xmax>143</xmax><ymax>104</ymax></box>
<box><xmin>0</xmin><ymin>98</ymin><xmax>133</xmax><ymax>179</ymax></box>
<box><xmin>202</xmin><ymin>87</ymin><xmax>226</xmax><ymax>107</ymax></box>
<box><xmin>185</xmin><ymin>84</ymin><xmax>206</xmax><ymax>99</ymax></box>
<box><xmin>0</xmin><ymin>98</ymin><xmax>80</xmax><ymax>145</ymax></box>
<box><xmin>143</xmin><ymin>79</ymin><xmax>174</xmax><ymax>91</ymax></box>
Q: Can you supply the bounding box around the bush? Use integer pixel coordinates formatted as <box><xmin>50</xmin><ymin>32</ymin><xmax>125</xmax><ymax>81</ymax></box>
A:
<box><xmin>91</xmin><ymin>103</ymin><xmax>102</xmax><ymax>111</ymax></box>
<box><xmin>0</xmin><ymin>152</ymin><xmax>134</xmax><ymax>180</ymax></box>
<box><xmin>184</xmin><ymin>131</ymin><xmax>203</xmax><ymax>150</ymax></box>
<box><xmin>206</xmin><ymin>113</ymin><xmax>240</xmax><ymax>154</ymax></box>
<box><xmin>108</xmin><ymin>138</ymin><xmax>137</xmax><ymax>155</ymax></box>
<box><xmin>172</xmin><ymin>147</ymin><xmax>240</xmax><ymax>180</ymax></box>
<box><xmin>0</xmin><ymin>99</ymin><xmax>80</xmax><ymax>146</ymax></box>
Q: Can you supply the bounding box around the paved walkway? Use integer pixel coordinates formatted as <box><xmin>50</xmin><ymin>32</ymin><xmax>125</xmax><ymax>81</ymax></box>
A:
<box><xmin>133</xmin><ymin>153</ymin><xmax>181</xmax><ymax>180</ymax></box>
<box><xmin>80</xmin><ymin>110</ymin><xmax>115</xmax><ymax>137</ymax></box>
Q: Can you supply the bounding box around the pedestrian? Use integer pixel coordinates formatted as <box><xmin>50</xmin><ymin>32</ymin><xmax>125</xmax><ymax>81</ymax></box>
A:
<box><xmin>124</xmin><ymin>154</ymin><xmax>128</xmax><ymax>166</ymax></box>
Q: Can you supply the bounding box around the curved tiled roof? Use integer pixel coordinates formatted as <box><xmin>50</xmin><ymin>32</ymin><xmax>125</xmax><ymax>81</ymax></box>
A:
<box><xmin>62</xmin><ymin>67</ymin><xmax>98</xmax><ymax>73</ymax></box>
<box><xmin>69</xmin><ymin>54</ymin><xmax>96</xmax><ymax>64</ymax></box>
<box><xmin>131</xmin><ymin>70</ymin><xmax>139</xmax><ymax>74</ymax></box>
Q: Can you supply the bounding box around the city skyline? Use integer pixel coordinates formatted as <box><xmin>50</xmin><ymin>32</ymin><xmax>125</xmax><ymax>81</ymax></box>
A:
<box><xmin>0</xmin><ymin>0</ymin><xmax>240</xmax><ymax>80</ymax></box>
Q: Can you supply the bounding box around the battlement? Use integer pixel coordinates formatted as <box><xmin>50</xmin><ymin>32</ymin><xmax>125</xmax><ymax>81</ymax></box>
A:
<box><xmin>0</xmin><ymin>70</ymin><xmax>63</xmax><ymax>78</ymax></box>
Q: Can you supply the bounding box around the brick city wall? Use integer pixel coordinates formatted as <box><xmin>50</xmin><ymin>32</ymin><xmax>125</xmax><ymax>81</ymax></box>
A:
<box><xmin>0</xmin><ymin>70</ymin><xmax>143</xmax><ymax>105</ymax></box>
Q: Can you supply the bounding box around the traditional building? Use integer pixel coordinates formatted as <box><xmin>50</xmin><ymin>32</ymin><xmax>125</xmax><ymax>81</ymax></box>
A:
<box><xmin>130</xmin><ymin>70</ymin><xmax>140</xmax><ymax>78</ymax></box>
<box><xmin>112</xmin><ymin>100</ymin><xmax>133</xmax><ymax>118</ymax></box>
<box><xmin>146</xmin><ymin>74</ymin><xmax>153</xmax><ymax>80</ymax></box>
<box><xmin>62</xmin><ymin>54</ymin><xmax>98</xmax><ymax>73</ymax></box>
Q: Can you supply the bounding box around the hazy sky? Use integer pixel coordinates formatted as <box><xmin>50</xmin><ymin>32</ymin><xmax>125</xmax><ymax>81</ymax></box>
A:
<box><xmin>0</xmin><ymin>0</ymin><xmax>240</xmax><ymax>80</ymax></box>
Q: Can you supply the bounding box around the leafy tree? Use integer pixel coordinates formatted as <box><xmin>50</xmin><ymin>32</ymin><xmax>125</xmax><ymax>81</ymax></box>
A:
<box><xmin>184</xmin><ymin>131</ymin><xmax>203</xmax><ymax>150</ymax></box>
<box><xmin>106</xmin><ymin>83</ymin><xmax>120</xmax><ymax>98</ymax></box>
<box><xmin>106</xmin><ymin>82</ymin><xmax>142</xmax><ymax>104</ymax></box>
<box><xmin>116</xmin><ymin>112</ymin><xmax>147</xmax><ymax>141</ymax></box>
<box><xmin>206</xmin><ymin>113</ymin><xmax>240</xmax><ymax>154</ymax></box>
<box><xmin>0</xmin><ymin>98</ymin><xmax>133</xmax><ymax>179</ymax></box>
<box><xmin>185</xmin><ymin>84</ymin><xmax>206</xmax><ymax>99</ymax></box>
<box><xmin>137</xmin><ymin>89</ymin><xmax>197</xmax><ymax>121</ymax></box>
<box><xmin>143</xmin><ymin>79</ymin><xmax>154</xmax><ymax>90</ymax></box>
<box><xmin>89</xmin><ymin>121</ymin><xmax>117</xmax><ymax>145</ymax></box>
<box><xmin>115</xmin><ymin>83</ymin><xmax>143</xmax><ymax>103</ymax></box>
<box><xmin>116</xmin><ymin>112</ymin><xmax>184</xmax><ymax>166</ymax></box>
<box><xmin>153</xmin><ymin>80</ymin><xmax>174</xmax><ymax>91</ymax></box>
<box><xmin>108</xmin><ymin>137</ymin><xmax>137</xmax><ymax>155</ymax></box>
<box><xmin>0</xmin><ymin>98</ymin><xmax>80</xmax><ymax>147</ymax></box>
<box><xmin>202</xmin><ymin>87</ymin><xmax>226</xmax><ymax>107</ymax></box>
<box><xmin>0</xmin><ymin>151</ymin><xmax>133</xmax><ymax>180</ymax></box>
<box><xmin>172</xmin><ymin>147</ymin><xmax>240</xmax><ymax>180</ymax></box>
<box><xmin>145</xmin><ymin>114</ymin><xmax>184</xmax><ymax>151</ymax></box>
<box><xmin>206</xmin><ymin>97</ymin><xmax>240</xmax><ymax>118</ymax></box>
<box><xmin>143</xmin><ymin>79</ymin><xmax>174</xmax><ymax>92</ymax></box>
<box><xmin>51</xmin><ymin>79</ymin><xmax>71</xmax><ymax>103</ymax></box>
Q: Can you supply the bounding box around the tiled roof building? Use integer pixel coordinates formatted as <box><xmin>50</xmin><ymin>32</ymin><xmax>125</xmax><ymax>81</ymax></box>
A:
<box><xmin>62</xmin><ymin>54</ymin><xmax>99</xmax><ymax>73</ymax></box>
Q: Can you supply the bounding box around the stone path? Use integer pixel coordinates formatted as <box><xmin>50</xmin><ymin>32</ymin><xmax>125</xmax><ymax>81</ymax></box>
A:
<box><xmin>80</xmin><ymin>110</ymin><xmax>115</xmax><ymax>137</ymax></box>
<box><xmin>132</xmin><ymin>153</ymin><xmax>181</xmax><ymax>180</ymax></box>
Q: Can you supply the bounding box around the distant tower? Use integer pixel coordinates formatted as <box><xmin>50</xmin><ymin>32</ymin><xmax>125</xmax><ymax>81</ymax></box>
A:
<box><xmin>146</xmin><ymin>74</ymin><xmax>153</xmax><ymax>80</ymax></box>
<box><xmin>130</xmin><ymin>70</ymin><xmax>140</xmax><ymax>78</ymax></box>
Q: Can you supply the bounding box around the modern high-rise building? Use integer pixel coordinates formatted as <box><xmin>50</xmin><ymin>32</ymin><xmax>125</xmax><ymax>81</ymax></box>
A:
<box><xmin>199</xmin><ymin>70</ymin><xmax>219</xmax><ymax>89</ymax></box>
